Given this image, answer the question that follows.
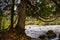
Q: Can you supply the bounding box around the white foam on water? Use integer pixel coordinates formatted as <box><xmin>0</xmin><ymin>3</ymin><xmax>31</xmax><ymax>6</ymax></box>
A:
<box><xmin>25</xmin><ymin>25</ymin><xmax>60</xmax><ymax>38</ymax></box>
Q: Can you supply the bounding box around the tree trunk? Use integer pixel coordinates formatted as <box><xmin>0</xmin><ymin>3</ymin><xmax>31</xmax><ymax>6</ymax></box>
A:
<box><xmin>9</xmin><ymin>0</ymin><xmax>15</xmax><ymax>32</ymax></box>
<box><xmin>15</xmin><ymin>0</ymin><xmax>26</xmax><ymax>34</ymax></box>
<box><xmin>0</xmin><ymin>10</ymin><xmax>3</xmax><ymax>29</ymax></box>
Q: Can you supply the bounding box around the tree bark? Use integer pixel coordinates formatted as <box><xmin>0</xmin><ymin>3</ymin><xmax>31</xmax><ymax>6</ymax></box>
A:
<box><xmin>0</xmin><ymin>10</ymin><xmax>3</xmax><ymax>29</ymax></box>
<box><xmin>11</xmin><ymin>0</ymin><xmax>14</xmax><ymax>28</ymax></box>
<box><xmin>9</xmin><ymin>0</ymin><xmax>15</xmax><ymax>32</ymax></box>
<box><xmin>15</xmin><ymin>0</ymin><xmax>27</xmax><ymax>34</ymax></box>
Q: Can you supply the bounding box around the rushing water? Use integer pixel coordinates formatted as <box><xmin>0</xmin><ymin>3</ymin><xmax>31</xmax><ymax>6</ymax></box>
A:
<box><xmin>25</xmin><ymin>25</ymin><xmax>60</xmax><ymax>40</ymax></box>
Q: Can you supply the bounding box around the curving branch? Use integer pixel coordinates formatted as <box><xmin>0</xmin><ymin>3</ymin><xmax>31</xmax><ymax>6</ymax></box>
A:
<box><xmin>35</xmin><ymin>13</ymin><xmax>57</xmax><ymax>22</ymax></box>
<box><xmin>37</xmin><ymin>15</ymin><xmax>57</xmax><ymax>22</ymax></box>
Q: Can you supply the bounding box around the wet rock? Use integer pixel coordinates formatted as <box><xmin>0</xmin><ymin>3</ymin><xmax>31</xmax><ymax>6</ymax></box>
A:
<box><xmin>39</xmin><ymin>35</ymin><xmax>47</xmax><ymax>40</ymax></box>
<box><xmin>46</xmin><ymin>30</ymin><xmax>56</xmax><ymax>39</ymax></box>
<box><xmin>58</xmin><ymin>34</ymin><xmax>60</xmax><ymax>40</ymax></box>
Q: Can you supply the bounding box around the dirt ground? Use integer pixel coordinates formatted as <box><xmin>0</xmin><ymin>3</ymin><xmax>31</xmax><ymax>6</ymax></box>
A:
<box><xmin>0</xmin><ymin>32</ymin><xmax>29</xmax><ymax>40</ymax></box>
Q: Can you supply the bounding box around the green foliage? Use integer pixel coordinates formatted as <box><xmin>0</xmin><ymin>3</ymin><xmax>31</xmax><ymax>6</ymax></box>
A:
<box><xmin>0</xmin><ymin>0</ymin><xmax>60</xmax><ymax>30</ymax></box>
<box><xmin>25</xmin><ymin>17</ymin><xmax>60</xmax><ymax>25</ymax></box>
<box><xmin>26</xmin><ymin>0</ymin><xmax>57</xmax><ymax>20</ymax></box>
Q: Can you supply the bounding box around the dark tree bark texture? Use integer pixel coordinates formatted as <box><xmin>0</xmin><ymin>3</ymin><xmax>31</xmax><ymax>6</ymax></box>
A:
<box><xmin>15</xmin><ymin>0</ymin><xmax>27</xmax><ymax>34</ymax></box>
